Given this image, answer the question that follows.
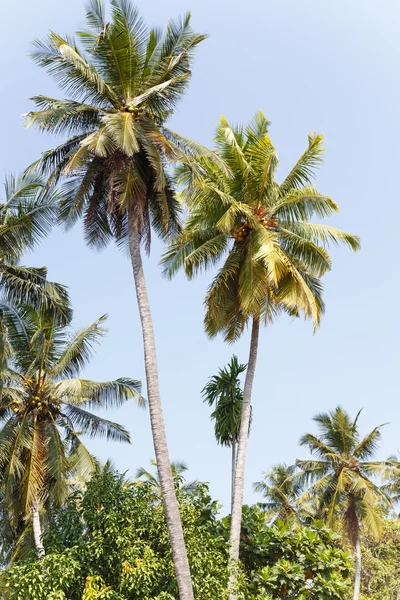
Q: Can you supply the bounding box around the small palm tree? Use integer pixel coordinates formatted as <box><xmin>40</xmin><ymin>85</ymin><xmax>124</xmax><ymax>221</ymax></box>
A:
<box><xmin>254</xmin><ymin>464</ymin><xmax>306</xmax><ymax>525</ymax></box>
<box><xmin>0</xmin><ymin>305</ymin><xmax>142</xmax><ymax>559</ymax></box>
<box><xmin>0</xmin><ymin>173</ymin><xmax>70</xmax><ymax>365</ymax></box>
<box><xmin>297</xmin><ymin>406</ymin><xmax>392</xmax><ymax>600</ymax></box>
<box><xmin>163</xmin><ymin>112</ymin><xmax>360</xmax><ymax>595</ymax></box>
<box><xmin>381</xmin><ymin>455</ymin><xmax>400</xmax><ymax>507</ymax></box>
<box><xmin>25</xmin><ymin>3</ymin><xmax>216</xmax><ymax>594</ymax></box>
<box><xmin>202</xmin><ymin>355</ymin><xmax>247</xmax><ymax>512</ymax></box>
<box><xmin>135</xmin><ymin>459</ymin><xmax>197</xmax><ymax>498</ymax></box>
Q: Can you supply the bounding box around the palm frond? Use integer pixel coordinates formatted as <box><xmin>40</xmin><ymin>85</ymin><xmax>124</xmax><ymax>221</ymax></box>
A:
<box><xmin>50</xmin><ymin>315</ymin><xmax>108</xmax><ymax>378</ymax></box>
<box><xmin>61</xmin><ymin>404</ymin><xmax>131</xmax><ymax>442</ymax></box>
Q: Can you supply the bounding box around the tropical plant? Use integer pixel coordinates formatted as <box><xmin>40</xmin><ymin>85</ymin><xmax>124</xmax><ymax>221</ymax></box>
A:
<box><xmin>162</xmin><ymin>111</ymin><xmax>360</xmax><ymax>595</ymax></box>
<box><xmin>135</xmin><ymin>459</ymin><xmax>198</xmax><ymax>498</ymax></box>
<box><xmin>297</xmin><ymin>406</ymin><xmax>392</xmax><ymax>600</ymax></box>
<box><xmin>254</xmin><ymin>463</ymin><xmax>307</xmax><ymax>525</ymax></box>
<box><xmin>202</xmin><ymin>355</ymin><xmax>247</xmax><ymax>512</ymax></box>
<box><xmin>24</xmin><ymin>2</ymin><xmax>215</xmax><ymax>595</ymax></box>
<box><xmin>0</xmin><ymin>304</ymin><xmax>142</xmax><ymax>559</ymax></box>
<box><xmin>0</xmin><ymin>173</ymin><xmax>71</xmax><ymax>365</ymax></box>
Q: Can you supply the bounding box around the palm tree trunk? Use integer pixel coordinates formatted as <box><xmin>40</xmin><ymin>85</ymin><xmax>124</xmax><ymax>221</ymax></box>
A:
<box><xmin>228</xmin><ymin>317</ymin><xmax>260</xmax><ymax>599</ymax></box>
<box><xmin>128</xmin><ymin>216</ymin><xmax>194</xmax><ymax>600</ymax></box>
<box><xmin>231</xmin><ymin>436</ymin><xmax>236</xmax><ymax>515</ymax></box>
<box><xmin>31</xmin><ymin>498</ymin><xmax>44</xmax><ymax>558</ymax></box>
<box><xmin>353</xmin><ymin>531</ymin><xmax>362</xmax><ymax>600</ymax></box>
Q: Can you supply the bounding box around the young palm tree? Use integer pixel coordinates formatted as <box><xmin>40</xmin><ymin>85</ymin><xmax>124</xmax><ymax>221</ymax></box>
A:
<box><xmin>162</xmin><ymin>112</ymin><xmax>360</xmax><ymax>595</ymax></box>
<box><xmin>0</xmin><ymin>173</ymin><xmax>70</xmax><ymax>365</ymax></box>
<box><xmin>202</xmin><ymin>355</ymin><xmax>247</xmax><ymax>512</ymax></box>
<box><xmin>254</xmin><ymin>464</ymin><xmax>305</xmax><ymax>525</ymax></box>
<box><xmin>297</xmin><ymin>406</ymin><xmax>392</xmax><ymax>600</ymax></box>
<box><xmin>24</xmin><ymin>2</ymin><xmax>218</xmax><ymax>595</ymax></box>
<box><xmin>0</xmin><ymin>304</ymin><xmax>142</xmax><ymax>559</ymax></box>
<box><xmin>135</xmin><ymin>459</ymin><xmax>198</xmax><ymax>499</ymax></box>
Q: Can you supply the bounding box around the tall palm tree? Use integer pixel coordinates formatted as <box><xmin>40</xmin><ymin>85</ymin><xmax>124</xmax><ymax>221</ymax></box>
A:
<box><xmin>202</xmin><ymin>355</ymin><xmax>247</xmax><ymax>512</ymax></box>
<box><xmin>0</xmin><ymin>304</ymin><xmax>142</xmax><ymax>559</ymax></box>
<box><xmin>297</xmin><ymin>406</ymin><xmax>392</xmax><ymax>600</ymax></box>
<box><xmin>0</xmin><ymin>172</ymin><xmax>71</xmax><ymax>366</ymax></box>
<box><xmin>254</xmin><ymin>464</ymin><xmax>305</xmax><ymax>525</ymax></box>
<box><xmin>162</xmin><ymin>112</ymin><xmax>360</xmax><ymax>596</ymax></box>
<box><xmin>23</xmin><ymin>2</ymin><xmax>219</xmax><ymax>595</ymax></box>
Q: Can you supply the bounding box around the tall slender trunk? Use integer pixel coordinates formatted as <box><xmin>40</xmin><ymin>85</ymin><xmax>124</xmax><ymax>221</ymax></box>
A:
<box><xmin>228</xmin><ymin>318</ymin><xmax>260</xmax><ymax>599</ymax></box>
<box><xmin>128</xmin><ymin>217</ymin><xmax>194</xmax><ymax>600</ymax></box>
<box><xmin>353</xmin><ymin>531</ymin><xmax>362</xmax><ymax>600</ymax></box>
<box><xmin>231</xmin><ymin>436</ymin><xmax>237</xmax><ymax>515</ymax></box>
<box><xmin>31</xmin><ymin>498</ymin><xmax>44</xmax><ymax>559</ymax></box>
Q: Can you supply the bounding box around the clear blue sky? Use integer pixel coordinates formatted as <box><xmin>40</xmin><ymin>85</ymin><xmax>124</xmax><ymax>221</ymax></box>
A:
<box><xmin>1</xmin><ymin>0</ymin><xmax>399</xmax><ymax>511</ymax></box>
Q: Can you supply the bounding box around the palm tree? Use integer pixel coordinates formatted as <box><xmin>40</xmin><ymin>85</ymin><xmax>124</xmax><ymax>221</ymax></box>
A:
<box><xmin>0</xmin><ymin>172</ymin><xmax>71</xmax><ymax>366</ymax></box>
<box><xmin>202</xmin><ymin>355</ymin><xmax>247</xmax><ymax>512</ymax></box>
<box><xmin>381</xmin><ymin>455</ymin><xmax>400</xmax><ymax>506</ymax></box>
<box><xmin>297</xmin><ymin>406</ymin><xmax>392</xmax><ymax>600</ymax></box>
<box><xmin>162</xmin><ymin>112</ymin><xmax>360</xmax><ymax>595</ymax></box>
<box><xmin>254</xmin><ymin>464</ymin><xmax>305</xmax><ymax>525</ymax></box>
<box><xmin>135</xmin><ymin>459</ymin><xmax>198</xmax><ymax>498</ymax></box>
<box><xmin>0</xmin><ymin>304</ymin><xmax>142</xmax><ymax>559</ymax></box>
<box><xmin>24</xmin><ymin>3</ymin><xmax>216</xmax><ymax>595</ymax></box>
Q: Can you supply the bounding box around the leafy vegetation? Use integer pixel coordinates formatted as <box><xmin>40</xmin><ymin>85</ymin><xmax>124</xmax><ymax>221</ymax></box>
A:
<box><xmin>0</xmin><ymin>468</ymin><xmax>352</xmax><ymax>600</ymax></box>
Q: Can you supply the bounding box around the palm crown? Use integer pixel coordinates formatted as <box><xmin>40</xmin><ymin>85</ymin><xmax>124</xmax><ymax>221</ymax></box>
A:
<box><xmin>135</xmin><ymin>459</ymin><xmax>197</xmax><ymax>498</ymax></box>
<box><xmin>202</xmin><ymin>355</ymin><xmax>247</xmax><ymax>447</ymax></box>
<box><xmin>25</xmin><ymin>0</ymin><xmax>219</xmax><ymax>248</ymax></box>
<box><xmin>254</xmin><ymin>463</ymin><xmax>306</xmax><ymax>523</ymax></box>
<box><xmin>0</xmin><ymin>306</ymin><xmax>142</xmax><ymax>550</ymax></box>
<box><xmin>163</xmin><ymin>112</ymin><xmax>360</xmax><ymax>340</ymax></box>
<box><xmin>297</xmin><ymin>407</ymin><xmax>391</xmax><ymax>542</ymax></box>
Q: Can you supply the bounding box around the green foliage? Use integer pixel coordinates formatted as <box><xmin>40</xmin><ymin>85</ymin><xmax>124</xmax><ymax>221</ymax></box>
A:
<box><xmin>229</xmin><ymin>505</ymin><xmax>351</xmax><ymax>599</ymax></box>
<box><xmin>0</xmin><ymin>470</ymin><xmax>351</xmax><ymax>600</ymax></box>
<box><xmin>0</xmin><ymin>468</ymin><xmax>229</xmax><ymax>600</ymax></box>
<box><xmin>360</xmin><ymin>519</ymin><xmax>400</xmax><ymax>600</ymax></box>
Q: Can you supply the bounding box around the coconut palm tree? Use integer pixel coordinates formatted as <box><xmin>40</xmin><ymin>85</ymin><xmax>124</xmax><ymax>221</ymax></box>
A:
<box><xmin>0</xmin><ymin>172</ymin><xmax>71</xmax><ymax>366</ymax></box>
<box><xmin>202</xmin><ymin>355</ymin><xmax>247</xmax><ymax>512</ymax></box>
<box><xmin>380</xmin><ymin>455</ymin><xmax>400</xmax><ymax>507</ymax></box>
<box><xmin>24</xmin><ymin>3</ymin><xmax>217</xmax><ymax>595</ymax></box>
<box><xmin>135</xmin><ymin>459</ymin><xmax>198</xmax><ymax>499</ymax></box>
<box><xmin>297</xmin><ymin>406</ymin><xmax>392</xmax><ymax>600</ymax></box>
<box><xmin>254</xmin><ymin>464</ymin><xmax>306</xmax><ymax>525</ymax></box>
<box><xmin>162</xmin><ymin>112</ymin><xmax>360</xmax><ymax>596</ymax></box>
<box><xmin>0</xmin><ymin>304</ymin><xmax>142</xmax><ymax>559</ymax></box>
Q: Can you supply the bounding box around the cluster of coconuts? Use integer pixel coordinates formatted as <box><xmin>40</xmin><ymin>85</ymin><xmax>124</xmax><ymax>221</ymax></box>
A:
<box><xmin>233</xmin><ymin>206</ymin><xmax>278</xmax><ymax>242</ymax></box>
<box><xmin>10</xmin><ymin>396</ymin><xmax>61</xmax><ymax>415</ymax></box>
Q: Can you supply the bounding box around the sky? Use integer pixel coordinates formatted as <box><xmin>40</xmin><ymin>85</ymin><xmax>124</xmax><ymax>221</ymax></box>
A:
<box><xmin>0</xmin><ymin>0</ymin><xmax>399</xmax><ymax>512</ymax></box>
